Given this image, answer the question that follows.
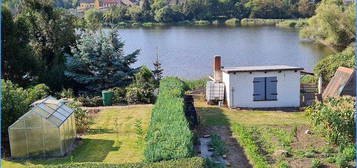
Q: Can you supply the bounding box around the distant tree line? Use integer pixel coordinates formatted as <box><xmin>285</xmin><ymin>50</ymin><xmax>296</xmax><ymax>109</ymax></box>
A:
<box><xmin>82</xmin><ymin>0</ymin><xmax>317</xmax><ymax>26</ymax></box>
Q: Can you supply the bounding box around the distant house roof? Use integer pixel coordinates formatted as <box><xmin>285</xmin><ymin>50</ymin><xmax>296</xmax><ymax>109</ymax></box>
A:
<box><xmin>102</xmin><ymin>0</ymin><xmax>121</xmax><ymax>4</ymax></box>
<box><xmin>322</xmin><ymin>67</ymin><xmax>356</xmax><ymax>98</ymax></box>
<box><xmin>222</xmin><ymin>65</ymin><xmax>304</xmax><ymax>73</ymax></box>
<box><xmin>80</xmin><ymin>0</ymin><xmax>95</xmax><ymax>3</ymax></box>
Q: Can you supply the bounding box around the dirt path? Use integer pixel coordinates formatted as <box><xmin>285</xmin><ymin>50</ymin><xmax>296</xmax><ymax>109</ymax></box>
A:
<box><xmin>200</xmin><ymin>126</ymin><xmax>252</xmax><ymax>168</ymax></box>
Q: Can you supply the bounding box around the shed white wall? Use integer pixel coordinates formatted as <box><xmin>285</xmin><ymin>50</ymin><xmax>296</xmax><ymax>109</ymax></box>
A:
<box><xmin>223</xmin><ymin>71</ymin><xmax>301</xmax><ymax>108</ymax></box>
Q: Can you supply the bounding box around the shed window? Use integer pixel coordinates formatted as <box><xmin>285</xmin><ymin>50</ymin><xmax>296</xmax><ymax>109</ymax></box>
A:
<box><xmin>253</xmin><ymin>77</ymin><xmax>277</xmax><ymax>101</ymax></box>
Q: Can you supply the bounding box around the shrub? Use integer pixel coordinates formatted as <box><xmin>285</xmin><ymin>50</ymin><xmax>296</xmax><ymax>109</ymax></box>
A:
<box><xmin>305</xmin><ymin>96</ymin><xmax>355</xmax><ymax>146</ymax></box>
<box><xmin>144</xmin><ymin>77</ymin><xmax>193</xmax><ymax>162</ymax></box>
<box><xmin>110</xmin><ymin>87</ymin><xmax>127</xmax><ymax>104</ymax></box>
<box><xmin>58</xmin><ymin>88</ymin><xmax>75</xmax><ymax>99</ymax></box>
<box><xmin>77</xmin><ymin>96</ymin><xmax>103</xmax><ymax>107</ymax></box>
<box><xmin>232</xmin><ymin>124</ymin><xmax>270</xmax><ymax>168</ymax></box>
<box><xmin>276</xmin><ymin>19</ymin><xmax>307</xmax><ymax>29</ymax></box>
<box><xmin>44</xmin><ymin>157</ymin><xmax>205</xmax><ymax>168</ymax></box>
<box><xmin>314</xmin><ymin>46</ymin><xmax>355</xmax><ymax>83</ymax></box>
<box><xmin>182</xmin><ymin>78</ymin><xmax>209</xmax><ymax>91</ymax></box>
<box><xmin>27</xmin><ymin>84</ymin><xmax>51</xmax><ymax>103</ymax></box>
<box><xmin>125</xmin><ymin>66</ymin><xmax>156</xmax><ymax>104</ymax></box>
<box><xmin>277</xmin><ymin>161</ymin><xmax>290</xmax><ymax>168</ymax></box>
<box><xmin>240</xmin><ymin>18</ymin><xmax>284</xmax><ymax>26</ymax></box>
<box><xmin>225</xmin><ymin>18</ymin><xmax>240</xmax><ymax>26</ymax></box>
<box><xmin>67</xmin><ymin>101</ymin><xmax>91</xmax><ymax>133</ymax></box>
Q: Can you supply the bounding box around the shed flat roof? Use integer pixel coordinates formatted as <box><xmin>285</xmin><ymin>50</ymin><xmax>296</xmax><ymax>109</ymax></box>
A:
<box><xmin>222</xmin><ymin>65</ymin><xmax>304</xmax><ymax>73</ymax></box>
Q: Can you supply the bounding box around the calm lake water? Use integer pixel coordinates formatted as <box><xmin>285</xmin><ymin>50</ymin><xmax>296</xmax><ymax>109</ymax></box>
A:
<box><xmin>117</xmin><ymin>25</ymin><xmax>334</xmax><ymax>79</ymax></box>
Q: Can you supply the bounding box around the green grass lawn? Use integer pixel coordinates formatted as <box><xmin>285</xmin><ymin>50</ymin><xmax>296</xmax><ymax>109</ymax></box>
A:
<box><xmin>2</xmin><ymin>105</ymin><xmax>152</xmax><ymax>168</ymax></box>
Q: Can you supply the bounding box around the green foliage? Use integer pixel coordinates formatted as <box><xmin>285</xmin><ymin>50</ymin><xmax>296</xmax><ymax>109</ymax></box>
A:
<box><xmin>109</xmin><ymin>87</ymin><xmax>127</xmax><ymax>104</ymax></box>
<box><xmin>65</xmin><ymin>30</ymin><xmax>139</xmax><ymax>94</ymax></box>
<box><xmin>2</xmin><ymin>6</ymin><xmax>38</xmax><ymax>87</ymax></box>
<box><xmin>125</xmin><ymin>66</ymin><xmax>156</xmax><ymax>104</ymax></box>
<box><xmin>67</xmin><ymin>101</ymin><xmax>91</xmax><ymax>133</ymax></box>
<box><xmin>276</xmin><ymin>19</ymin><xmax>308</xmax><ymax>29</ymax></box>
<box><xmin>313</xmin><ymin>46</ymin><xmax>355</xmax><ymax>83</ymax></box>
<box><xmin>277</xmin><ymin>161</ymin><xmax>290</xmax><ymax>168</ymax></box>
<box><xmin>225</xmin><ymin>18</ymin><xmax>239</xmax><ymax>26</ymax></box>
<box><xmin>208</xmin><ymin>134</ymin><xmax>227</xmax><ymax>157</ymax></box>
<box><xmin>246</xmin><ymin>0</ymin><xmax>289</xmax><ymax>19</ymax></box>
<box><xmin>232</xmin><ymin>124</ymin><xmax>270</xmax><ymax>168</ymax></box>
<box><xmin>77</xmin><ymin>96</ymin><xmax>103</xmax><ymax>107</ymax></box>
<box><xmin>241</xmin><ymin>18</ymin><xmax>284</xmax><ymax>26</ymax></box>
<box><xmin>300</xmin><ymin>1</ymin><xmax>355</xmax><ymax>48</ymax></box>
<box><xmin>84</xmin><ymin>8</ymin><xmax>104</xmax><ymax>30</ymax></box>
<box><xmin>134</xmin><ymin>119</ymin><xmax>145</xmax><ymax>147</ymax></box>
<box><xmin>145</xmin><ymin>77</ymin><xmax>193</xmax><ymax>162</ymax></box>
<box><xmin>311</xmin><ymin>159</ymin><xmax>323</xmax><ymax>168</ymax></box>
<box><xmin>335</xmin><ymin>155</ymin><xmax>348</xmax><ymax>168</ymax></box>
<box><xmin>182</xmin><ymin>78</ymin><xmax>208</xmax><ymax>90</ymax></box>
<box><xmin>341</xmin><ymin>144</ymin><xmax>355</xmax><ymax>161</ymax></box>
<box><xmin>42</xmin><ymin>157</ymin><xmax>206</xmax><ymax>168</ymax></box>
<box><xmin>300</xmin><ymin>75</ymin><xmax>317</xmax><ymax>84</ymax></box>
<box><xmin>58</xmin><ymin>88</ymin><xmax>75</xmax><ymax>99</ymax></box>
<box><xmin>297</xmin><ymin>0</ymin><xmax>315</xmax><ymax>18</ymax></box>
<box><xmin>16</xmin><ymin>0</ymin><xmax>77</xmax><ymax>91</ymax></box>
<box><xmin>305</xmin><ymin>96</ymin><xmax>355</xmax><ymax>146</ymax></box>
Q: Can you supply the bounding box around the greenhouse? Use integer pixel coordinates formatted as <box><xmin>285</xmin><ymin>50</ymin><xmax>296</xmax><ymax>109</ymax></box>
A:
<box><xmin>9</xmin><ymin>96</ymin><xmax>76</xmax><ymax>158</ymax></box>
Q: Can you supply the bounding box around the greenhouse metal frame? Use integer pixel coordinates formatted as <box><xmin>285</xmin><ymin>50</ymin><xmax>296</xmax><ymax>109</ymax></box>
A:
<box><xmin>8</xmin><ymin>96</ymin><xmax>76</xmax><ymax>158</ymax></box>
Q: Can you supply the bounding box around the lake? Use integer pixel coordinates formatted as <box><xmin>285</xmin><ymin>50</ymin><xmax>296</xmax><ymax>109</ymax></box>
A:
<box><xmin>117</xmin><ymin>25</ymin><xmax>334</xmax><ymax>79</ymax></box>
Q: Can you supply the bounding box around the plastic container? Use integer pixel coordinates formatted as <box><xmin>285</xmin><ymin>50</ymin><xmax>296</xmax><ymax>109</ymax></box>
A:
<box><xmin>102</xmin><ymin>90</ymin><xmax>113</xmax><ymax>106</ymax></box>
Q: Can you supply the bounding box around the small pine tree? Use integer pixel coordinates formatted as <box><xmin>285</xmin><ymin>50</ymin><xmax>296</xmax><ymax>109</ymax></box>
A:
<box><xmin>65</xmin><ymin>30</ymin><xmax>140</xmax><ymax>94</ymax></box>
<box><xmin>152</xmin><ymin>47</ymin><xmax>163</xmax><ymax>86</ymax></box>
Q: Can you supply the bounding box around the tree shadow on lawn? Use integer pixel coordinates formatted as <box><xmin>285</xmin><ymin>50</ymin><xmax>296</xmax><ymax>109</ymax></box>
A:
<box><xmin>14</xmin><ymin>139</ymin><xmax>119</xmax><ymax>166</ymax></box>
<box><xmin>196</xmin><ymin>107</ymin><xmax>253</xmax><ymax>168</ymax></box>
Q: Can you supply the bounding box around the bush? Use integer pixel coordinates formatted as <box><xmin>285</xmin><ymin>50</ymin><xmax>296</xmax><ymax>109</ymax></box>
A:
<box><xmin>335</xmin><ymin>155</ymin><xmax>348</xmax><ymax>168</ymax></box>
<box><xmin>110</xmin><ymin>87</ymin><xmax>127</xmax><ymax>104</ymax></box>
<box><xmin>182</xmin><ymin>78</ymin><xmax>208</xmax><ymax>91</ymax></box>
<box><xmin>305</xmin><ymin>96</ymin><xmax>355</xmax><ymax>146</ymax></box>
<box><xmin>67</xmin><ymin>101</ymin><xmax>91</xmax><ymax>133</ymax></box>
<box><xmin>144</xmin><ymin>77</ymin><xmax>193</xmax><ymax>162</ymax></box>
<box><xmin>125</xmin><ymin>66</ymin><xmax>156</xmax><ymax>104</ymax></box>
<box><xmin>314</xmin><ymin>46</ymin><xmax>355</xmax><ymax>83</ymax></box>
<box><xmin>77</xmin><ymin>96</ymin><xmax>103</xmax><ymax>107</ymax></box>
<box><xmin>225</xmin><ymin>18</ymin><xmax>240</xmax><ymax>26</ymax></box>
<box><xmin>44</xmin><ymin>157</ymin><xmax>205</xmax><ymax>168</ymax></box>
<box><xmin>27</xmin><ymin>84</ymin><xmax>51</xmax><ymax>102</ymax></box>
<box><xmin>276</xmin><ymin>19</ymin><xmax>307</xmax><ymax>29</ymax></box>
<box><xmin>58</xmin><ymin>88</ymin><xmax>75</xmax><ymax>99</ymax></box>
<box><xmin>232</xmin><ymin>124</ymin><xmax>270</xmax><ymax>168</ymax></box>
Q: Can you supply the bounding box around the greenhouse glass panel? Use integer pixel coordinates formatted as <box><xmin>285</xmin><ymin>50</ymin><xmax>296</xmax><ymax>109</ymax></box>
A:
<box><xmin>9</xmin><ymin>96</ymin><xmax>76</xmax><ymax>159</ymax></box>
<box><xmin>9</xmin><ymin>129</ymin><xmax>27</xmax><ymax>158</ymax></box>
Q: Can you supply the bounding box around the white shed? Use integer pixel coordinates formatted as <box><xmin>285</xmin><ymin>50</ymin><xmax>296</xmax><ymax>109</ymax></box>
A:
<box><xmin>222</xmin><ymin>65</ymin><xmax>304</xmax><ymax>108</ymax></box>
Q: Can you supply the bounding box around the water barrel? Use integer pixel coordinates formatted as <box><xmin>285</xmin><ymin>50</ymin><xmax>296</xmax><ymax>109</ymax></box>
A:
<box><xmin>102</xmin><ymin>90</ymin><xmax>113</xmax><ymax>106</ymax></box>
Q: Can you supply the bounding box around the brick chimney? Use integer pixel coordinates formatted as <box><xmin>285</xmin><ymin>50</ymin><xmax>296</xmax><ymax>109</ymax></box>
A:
<box><xmin>214</xmin><ymin>55</ymin><xmax>222</xmax><ymax>82</ymax></box>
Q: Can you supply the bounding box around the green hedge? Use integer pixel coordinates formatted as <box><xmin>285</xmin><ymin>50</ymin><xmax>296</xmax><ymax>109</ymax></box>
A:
<box><xmin>40</xmin><ymin>157</ymin><xmax>205</xmax><ymax>168</ymax></box>
<box><xmin>144</xmin><ymin>77</ymin><xmax>194</xmax><ymax>162</ymax></box>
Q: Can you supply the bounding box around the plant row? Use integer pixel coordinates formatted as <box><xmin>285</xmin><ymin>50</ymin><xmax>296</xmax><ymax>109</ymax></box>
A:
<box><xmin>232</xmin><ymin>124</ymin><xmax>270</xmax><ymax>168</ymax></box>
<box><xmin>144</xmin><ymin>77</ymin><xmax>194</xmax><ymax>162</ymax></box>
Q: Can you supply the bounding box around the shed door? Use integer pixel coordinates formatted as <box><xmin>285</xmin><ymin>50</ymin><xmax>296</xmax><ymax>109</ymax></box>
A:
<box><xmin>253</xmin><ymin>77</ymin><xmax>266</xmax><ymax>101</ymax></box>
<box><xmin>266</xmin><ymin>77</ymin><xmax>278</xmax><ymax>100</ymax></box>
